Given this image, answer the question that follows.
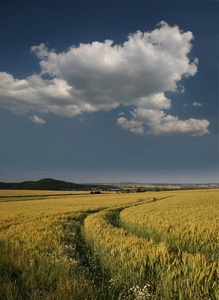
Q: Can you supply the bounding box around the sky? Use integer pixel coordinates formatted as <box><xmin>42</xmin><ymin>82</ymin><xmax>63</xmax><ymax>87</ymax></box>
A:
<box><xmin>0</xmin><ymin>0</ymin><xmax>218</xmax><ymax>184</ymax></box>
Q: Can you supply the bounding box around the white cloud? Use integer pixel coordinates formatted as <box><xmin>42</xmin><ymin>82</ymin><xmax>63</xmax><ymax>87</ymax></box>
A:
<box><xmin>193</xmin><ymin>102</ymin><xmax>203</xmax><ymax>107</ymax></box>
<box><xmin>131</xmin><ymin>108</ymin><xmax>166</xmax><ymax>126</ymax></box>
<box><xmin>117</xmin><ymin>112</ymin><xmax>209</xmax><ymax>136</ymax></box>
<box><xmin>136</xmin><ymin>93</ymin><xmax>171</xmax><ymax>110</ymax></box>
<box><xmin>0</xmin><ymin>21</ymin><xmax>209</xmax><ymax>136</ymax></box>
<box><xmin>30</xmin><ymin>115</ymin><xmax>46</xmax><ymax>124</ymax></box>
<box><xmin>151</xmin><ymin>116</ymin><xmax>209</xmax><ymax>136</ymax></box>
<box><xmin>117</xmin><ymin>117</ymin><xmax>144</xmax><ymax>134</ymax></box>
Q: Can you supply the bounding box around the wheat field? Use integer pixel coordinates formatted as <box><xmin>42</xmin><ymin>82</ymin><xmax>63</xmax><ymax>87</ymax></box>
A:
<box><xmin>0</xmin><ymin>189</ymin><xmax>218</xmax><ymax>299</ymax></box>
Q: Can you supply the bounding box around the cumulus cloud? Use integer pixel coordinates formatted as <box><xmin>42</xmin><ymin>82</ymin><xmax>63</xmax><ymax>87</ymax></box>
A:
<box><xmin>151</xmin><ymin>116</ymin><xmax>209</xmax><ymax>136</ymax></box>
<box><xmin>30</xmin><ymin>115</ymin><xmax>46</xmax><ymax>124</ymax></box>
<box><xmin>0</xmin><ymin>21</ymin><xmax>209</xmax><ymax>136</ymax></box>
<box><xmin>117</xmin><ymin>117</ymin><xmax>144</xmax><ymax>134</ymax></box>
<box><xmin>117</xmin><ymin>112</ymin><xmax>209</xmax><ymax>136</ymax></box>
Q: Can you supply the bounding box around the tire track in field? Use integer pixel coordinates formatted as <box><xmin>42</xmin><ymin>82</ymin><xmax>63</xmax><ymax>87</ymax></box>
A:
<box><xmin>62</xmin><ymin>208</ymin><xmax>121</xmax><ymax>299</ymax></box>
<box><xmin>61</xmin><ymin>197</ymin><xmax>164</xmax><ymax>299</ymax></box>
<box><xmin>81</xmin><ymin>196</ymin><xmax>218</xmax><ymax>299</ymax></box>
<box><xmin>61</xmin><ymin>197</ymin><xmax>153</xmax><ymax>275</ymax></box>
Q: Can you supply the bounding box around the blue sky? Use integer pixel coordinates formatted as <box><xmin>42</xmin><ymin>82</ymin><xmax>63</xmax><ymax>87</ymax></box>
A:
<box><xmin>0</xmin><ymin>0</ymin><xmax>218</xmax><ymax>183</ymax></box>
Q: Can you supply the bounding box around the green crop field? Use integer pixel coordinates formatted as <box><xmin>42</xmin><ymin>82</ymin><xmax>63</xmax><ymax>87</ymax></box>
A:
<box><xmin>0</xmin><ymin>189</ymin><xmax>218</xmax><ymax>299</ymax></box>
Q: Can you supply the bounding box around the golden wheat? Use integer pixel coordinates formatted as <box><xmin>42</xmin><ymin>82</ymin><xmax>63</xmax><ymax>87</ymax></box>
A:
<box><xmin>0</xmin><ymin>189</ymin><xmax>218</xmax><ymax>299</ymax></box>
<box><xmin>83</xmin><ymin>190</ymin><xmax>219</xmax><ymax>299</ymax></box>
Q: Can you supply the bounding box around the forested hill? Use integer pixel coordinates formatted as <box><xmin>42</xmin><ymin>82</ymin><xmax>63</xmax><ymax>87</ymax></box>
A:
<box><xmin>0</xmin><ymin>178</ymin><xmax>114</xmax><ymax>191</ymax></box>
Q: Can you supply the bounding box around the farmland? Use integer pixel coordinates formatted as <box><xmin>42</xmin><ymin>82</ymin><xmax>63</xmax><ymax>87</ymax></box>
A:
<box><xmin>0</xmin><ymin>189</ymin><xmax>218</xmax><ymax>299</ymax></box>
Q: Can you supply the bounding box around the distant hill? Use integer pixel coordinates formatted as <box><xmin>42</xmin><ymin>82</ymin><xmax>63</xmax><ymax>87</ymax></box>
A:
<box><xmin>0</xmin><ymin>178</ymin><xmax>115</xmax><ymax>191</ymax></box>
